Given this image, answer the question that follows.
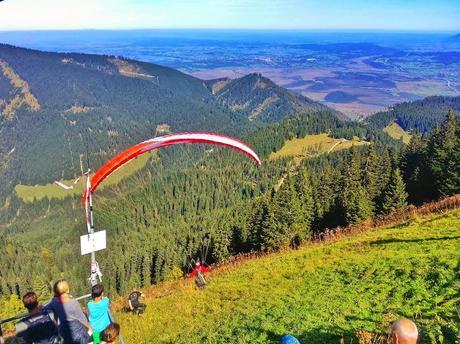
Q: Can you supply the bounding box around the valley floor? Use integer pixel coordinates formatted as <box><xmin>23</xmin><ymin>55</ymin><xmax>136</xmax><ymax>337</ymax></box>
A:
<box><xmin>113</xmin><ymin>209</ymin><xmax>460</xmax><ymax>343</ymax></box>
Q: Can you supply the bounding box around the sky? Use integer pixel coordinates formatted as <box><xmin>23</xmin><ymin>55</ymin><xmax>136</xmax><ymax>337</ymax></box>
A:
<box><xmin>0</xmin><ymin>0</ymin><xmax>459</xmax><ymax>31</ymax></box>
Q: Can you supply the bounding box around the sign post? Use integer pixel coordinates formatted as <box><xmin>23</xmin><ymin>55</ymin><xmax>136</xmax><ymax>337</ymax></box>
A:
<box><xmin>83</xmin><ymin>170</ymin><xmax>104</xmax><ymax>286</ymax></box>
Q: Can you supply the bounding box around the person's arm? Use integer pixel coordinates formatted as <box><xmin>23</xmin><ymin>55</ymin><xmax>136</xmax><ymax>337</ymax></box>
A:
<box><xmin>202</xmin><ymin>266</ymin><xmax>211</xmax><ymax>273</ymax></box>
<box><xmin>128</xmin><ymin>299</ymin><xmax>133</xmax><ymax>310</ymax></box>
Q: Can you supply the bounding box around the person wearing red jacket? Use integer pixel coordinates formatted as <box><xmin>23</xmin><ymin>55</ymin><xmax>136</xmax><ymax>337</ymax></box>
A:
<box><xmin>188</xmin><ymin>262</ymin><xmax>211</xmax><ymax>288</ymax></box>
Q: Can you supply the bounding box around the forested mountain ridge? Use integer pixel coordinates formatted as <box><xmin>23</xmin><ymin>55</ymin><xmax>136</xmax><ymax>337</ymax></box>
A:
<box><xmin>0</xmin><ymin>44</ymin><xmax>344</xmax><ymax>201</ymax></box>
<box><xmin>0</xmin><ymin>44</ymin><xmax>240</xmax><ymax>197</ymax></box>
<box><xmin>367</xmin><ymin>95</ymin><xmax>460</xmax><ymax>133</ymax></box>
<box><xmin>208</xmin><ymin>73</ymin><xmax>340</xmax><ymax>123</ymax></box>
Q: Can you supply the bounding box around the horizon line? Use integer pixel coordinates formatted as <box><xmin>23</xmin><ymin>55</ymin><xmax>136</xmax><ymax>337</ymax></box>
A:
<box><xmin>0</xmin><ymin>27</ymin><xmax>458</xmax><ymax>34</ymax></box>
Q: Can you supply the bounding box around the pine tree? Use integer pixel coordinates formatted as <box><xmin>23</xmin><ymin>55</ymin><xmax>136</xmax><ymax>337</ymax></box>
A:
<box><xmin>247</xmin><ymin>196</ymin><xmax>275</xmax><ymax>251</ymax></box>
<box><xmin>362</xmin><ymin>144</ymin><xmax>380</xmax><ymax>205</ymax></box>
<box><xmin>271</xmin><ymin>177</ymin><xmax>297</xmax><ymax>249</ymax></box>
<box><xmin>381</xmin><ymin>168</ymin><xmax>408</xmax><ymax>214</ymax></box>
<box><xmin>32</xmin><ymin>276</ymin><xmax>52</xmax><ymax>303</ymax></box>
<box><xmin>293</xmin><ymin>168</ymin><xmax>314</xmax><ymax>243</ymax></box>
<box><xmin>428</xmin><ymin>111</ymin><xmax>460</xmax><ymax>197</ymax></box>
<box><xmin>340</xmin><ymin>148</ymin><xmax>372</xmax><ymax>226</ymax></box>
<box><xmin>400</xmin><ymin>133</ymin><xmax>433</xmax><ymax>203</ymax></box>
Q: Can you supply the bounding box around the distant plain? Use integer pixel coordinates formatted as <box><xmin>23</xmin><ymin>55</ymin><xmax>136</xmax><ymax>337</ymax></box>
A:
<box><xmin>1</xmin><ymin>30</ymin><xmax>459</xmax><ymax>117</ymax></box>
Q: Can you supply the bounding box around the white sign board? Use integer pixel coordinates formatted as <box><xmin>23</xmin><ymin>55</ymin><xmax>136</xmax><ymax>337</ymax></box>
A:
<box><xmin>80</xmin><ymin>230</ymin><xmax>107</xmax><ymax>255</ymax></box>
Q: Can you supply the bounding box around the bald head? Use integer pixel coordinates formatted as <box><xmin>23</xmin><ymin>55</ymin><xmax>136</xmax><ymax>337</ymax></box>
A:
<box><xmin>389</xmin><ymin>319</ymin><xmax>418</xmax><ymax>344</ymax></box>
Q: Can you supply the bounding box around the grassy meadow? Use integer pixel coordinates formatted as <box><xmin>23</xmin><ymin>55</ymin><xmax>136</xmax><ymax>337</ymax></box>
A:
<box><xmin>14</xmin><ymin>152</ymin><xmax>157</xmax><ymax>202</ymax></box>
<box><xmin>383</xmin><ymin>122</ymin><xmax>412</xmax><ymax>144</ymax></box>
<box><xmin>269</xmin><ymin>133</ymin><xmax>366</xmax><ymax>161</ymax></box>
<box><xmin>113</xmin><ymin>209</ymin><xmax>460</xmax><ymax>344</ymax></box>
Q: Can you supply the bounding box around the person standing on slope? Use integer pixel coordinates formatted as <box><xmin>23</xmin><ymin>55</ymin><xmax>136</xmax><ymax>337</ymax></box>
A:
<box><xmin>188</xmin><ymin>262</ymin><xmax>211</xmax><ymax>289</ymax></box>
<box><xmin>87</xmin><ymin>284</ymin><xmax>111</xmax><ymax>344</ymax></box>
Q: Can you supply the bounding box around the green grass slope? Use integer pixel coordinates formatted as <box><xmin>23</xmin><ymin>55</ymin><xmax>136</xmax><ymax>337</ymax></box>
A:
<box><xmin>114</xmin><ymin>209</ymin><xmax>460</xmax><ymax>344</ymax></box>
<box><xmin>383</xmin><ymin>122</ymin><xmax>412</xmax><ymax>144</ymax></box>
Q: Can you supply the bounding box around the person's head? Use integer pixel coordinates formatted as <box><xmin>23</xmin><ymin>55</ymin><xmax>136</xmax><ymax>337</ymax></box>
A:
<box><xmin>53</xmin><ymin>279</ymin><xmax>70</xmax><ymax>297</ymax></box>
<box><xmin>91</xmin><ymin>284</ymin><xmax>104</xmax><ymax>300</ymax></box>
<box><xmin>22</xmin><ymin>292</ymin><xmax>39</xmax><ymax>312</ymax></box>
<box><xmin>104</xmin><ymin>322</ymin><xmax>120</xmax><ymax>343</ymax></box>
<box><xmin>280</xmin><ymin>335</ymin><xmax>301</xmax><ymax>344</ymax></box>
<box><xmin>195</xmin><ymin>262</ymin><xmax>200</xmax><ymax>267</ymax></box>
<box><xmin>389</xmin><ymin>319</ymin><xmax>418</xmax><ymax>344</ymax></box>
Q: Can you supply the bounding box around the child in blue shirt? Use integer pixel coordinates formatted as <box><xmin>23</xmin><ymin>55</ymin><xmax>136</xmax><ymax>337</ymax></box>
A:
<box><xmin>88</xmin><ymin>284</ymin><xmax>111</xmax><ymax>344</ymax></box>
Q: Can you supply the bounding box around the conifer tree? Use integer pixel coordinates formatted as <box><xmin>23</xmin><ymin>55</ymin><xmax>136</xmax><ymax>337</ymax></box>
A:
<box><xmin>247</xmin><ymin>196</ymin><xmax>275</xmax><ymax>251</ymax></box>
<box><xmin>362</xmin><ymin>144</ymin><xmax>380</xmax><ymax>208</ymax></box>
<box><xmin>400</xmin><ymin>133</ymin><xmax>433</xmax><ymax>203</ymax></box>
<box><xmin>293</xmin><ymin>168</ymin><xmax>314</xmax><ymax>242</ymax></box>
<box><xmin>381</xmin><ymin>168</ymin><xmax>408</xmax><ymax>214</ymax></box>
<box><xmin>428</xmin><ymin>111</ymin><xmax>460</xmax><ymax>197</ymax></box>
<box><xmin>340</xmin><ymin>148</ymin><xmax>372</xmax><ymax>226</ymax></box>
<box><xmin>32</xmin><ymin>276</ymin><xmax>52</xmax><ymax>303</ymax></box>
<box><xmin>271</xmin><ymin>177</ymin><xmax>297</xmax><ymax>249</ymax></box>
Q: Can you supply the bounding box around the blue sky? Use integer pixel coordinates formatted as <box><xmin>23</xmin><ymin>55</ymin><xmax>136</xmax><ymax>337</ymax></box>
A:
<box><xmin>0</xmin><ymin>0</ymin><xmax>459</xmax><ymax>31</ymax></box>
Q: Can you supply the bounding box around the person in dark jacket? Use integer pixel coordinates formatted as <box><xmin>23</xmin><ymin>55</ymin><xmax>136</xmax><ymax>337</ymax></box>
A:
<box><xmin>128</xmin><ymin>289</ymin><xmax>146</xmax><ymax>316</ymax></box>
<box><xmin>15</xmin><ymin>292</ymin><xmax>59</xmax><ymax>344</ymax></box>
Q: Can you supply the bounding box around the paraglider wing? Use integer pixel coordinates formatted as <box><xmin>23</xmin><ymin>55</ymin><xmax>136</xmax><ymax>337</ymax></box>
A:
<box><xmin>84</xmin><ymin>132</ymin><xmax>260</xmax><ymax>201</ymax></box>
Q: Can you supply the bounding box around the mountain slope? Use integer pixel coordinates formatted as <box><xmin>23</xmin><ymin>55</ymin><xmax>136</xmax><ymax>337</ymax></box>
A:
<box><xmin>0</xmin><ymin>45</ymin><xmax>243</xmax><ymax>199</ymax></box>
<box><xmin>0</xmin><ymin>45</ymin><xmax>345</xmax><ymax>201</ymax></box>
<box><xmin>209</xmin><ymin>73</ymin><xmax>338</xmax><ymax>123</ymax></box>
<box><xmin>114</xmin><ymin>207</ymin><xmax>460</xmax><ymax>344</ymax></box>
<box><xmin>367</xmin><ymin>96</ymin><xmax>460</xmax><ymax>133</ymax></box>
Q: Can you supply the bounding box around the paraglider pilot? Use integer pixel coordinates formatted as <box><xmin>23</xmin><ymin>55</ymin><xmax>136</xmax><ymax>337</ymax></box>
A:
<box><xmin>188</xmin><ymin>262</ymin><xmax>211</xmax><ymax>289</ymax></box>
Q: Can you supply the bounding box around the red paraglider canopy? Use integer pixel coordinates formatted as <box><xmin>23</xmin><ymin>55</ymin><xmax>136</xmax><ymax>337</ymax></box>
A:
<box><xmin>82</xmin><ymin>132</ymin><xmax>261</xmax><ymax>205</ymax></box>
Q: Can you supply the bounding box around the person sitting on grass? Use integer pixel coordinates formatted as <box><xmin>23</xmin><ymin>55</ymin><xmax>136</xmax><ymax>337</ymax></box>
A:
<box><xmin>128</xmin><ymin>289</ymin><xmax>146</xmax><ymax>316</ymax></box>
<box><xmin>389</xmin><ymin>319</ymin><xmax>418</xmax><ymax>344</ymax></box>
<box><xmin>15</xmin><ymin>291</ymin><xmax>59</xmax><ymax>344</ymax></box>
<box><xmin>88</xmin><ymin>284</ymin><xmax>111</xmax><ymax>344</ymax></box>
<box><xmin>188</xmin><ymin>262</ymin><xmax>211</xmax><ymax>289</ymax></box>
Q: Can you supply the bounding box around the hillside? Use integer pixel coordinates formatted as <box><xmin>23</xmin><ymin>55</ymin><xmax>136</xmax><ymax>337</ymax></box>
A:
<box><xmin>0</xmin><ymin>44</ymin><xmax>241</xmax><ymax>198</ymax></box>
<box><xmin>367</xmin><ymin>96</ymin><xmax>460</xmax><ymax>133</ymax></box>
<box><xmin>0</xmin><ymin>45</ymin><xmax>345</xmax><ymax>201</ymax></box>
<box><xmin>113</xmin><ymin>208</ymin><xmax>460</xmax><ymax>344</ymax></box>
<box><xmin>268</xmin><ymin>133</ymin><xmax>367</xmax><ymax>161</ymax></box>
<box><xmin>383</xmin><ymin>122</ymin><xmax>411</xmax><ymax>144</ymax></box>
<box><xmin>208</xmin><ymin>73</ymin><xmax>338</xmax><ymax>123</ymax></box>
